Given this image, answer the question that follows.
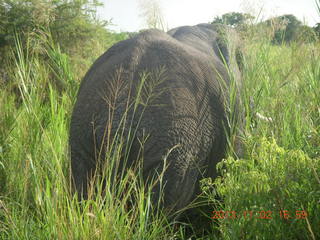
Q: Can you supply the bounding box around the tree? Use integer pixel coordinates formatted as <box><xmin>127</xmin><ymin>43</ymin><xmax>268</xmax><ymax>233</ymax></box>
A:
<box><xmin>266</xmin><ymin>14</ymin><xmax>302</xmax><ymax>44</ymax></box>
<box><xmin>314</xmin><ymin>23</ymin><xmax>320</xmax><ymax>37</ymax></box>
<box><xmin>0</xmin><ymin>0</ymin><xmax>128</xmax><ymax>77</ymax></box>
<box><xmin>0</xmin><ymin>0</ymin><xmax>113</xmax><ymax>55</ymax></box>
<box><xmin>211</xmin><ymin>12</ymin><xmax>254</xmax><ymax>28</ymax></box>
<box><xmin>295</xmin><ymin>25</ymin><xmax>317</xmax><ymax>43</ymax></box>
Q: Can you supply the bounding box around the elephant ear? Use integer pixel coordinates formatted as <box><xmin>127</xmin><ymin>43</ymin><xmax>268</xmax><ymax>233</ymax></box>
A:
<box><xmin>214</xmin><ymin>25</ymin><xmax>244</xmax><ymax>72</ymax></box>
<box><xmin>235</xmin><ymin>47</ymin><xmax>244</xmax><ymax>72</ymax></box>
<box><xmin>213</xmin><ymin>25</ymin><xmax>231</xmax><ymax>66</ymax></box>
<box><xmin>215</xmin><ymin>36</ymin><xmax>230</xmax><ymax>66</ymax></box>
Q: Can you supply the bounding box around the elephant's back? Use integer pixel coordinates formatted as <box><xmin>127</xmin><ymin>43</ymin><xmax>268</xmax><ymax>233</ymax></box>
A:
<box><xmin>70</xmin><ymin>28</ymin><xmax>228</xmax><ymax>169</ymax></box>
<box><xmin>70</xmin><ymin>28</ymin><xmax>228</xmax><ymax>149</ymax></box>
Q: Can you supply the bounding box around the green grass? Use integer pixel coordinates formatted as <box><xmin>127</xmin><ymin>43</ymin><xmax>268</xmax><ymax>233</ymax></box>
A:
<box><xmin>0</xmin><ymin>29</ymin><xmax>319</xmax><ymax>239</ymax></box>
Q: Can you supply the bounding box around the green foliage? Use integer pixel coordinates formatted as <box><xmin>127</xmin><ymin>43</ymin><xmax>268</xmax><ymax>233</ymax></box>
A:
<box><xmin>265</xmin><ymin>14</ymin><xmax>302</xmax><ymax>44</ymax></box>
<box><xmin>314</xmin><ymin>23</ymin><xmax>320</xmax><ymax>37</ymax></box>
<box><xmin>0</xmin><ymin>0</ymin><xmax>105</xmax><ymax>48</ymax></box>
<box><xmin>0</xmin><ymin>0</ymin><xmax>127</xmax><ymax>79</ymax></box>
<box><xmin>212</xmin><ymin>137</ymin><xmax>320</xmax><ymax>239</ymax></box>
<box><xmin>0</xmin><ymin>32</ymin><xmax>174</xmax><ymax>240</ymax></box>
<box><xmin>1</xmin><ymin>7</ymin><xmax>320</xmax><ymax>239</ymax></box>
<box><xmin>211</xmin><ymin>12</ymin><xmax>255</xmax><ymax>28</ymax></box>
<box><xmin>296</xmin><ymin>25</ymin><xmax>318</xmax><ymax>43</ymax></box>
<box><xmin>199</xmin><ymin>39</ymin><xmax>320</xmax><ymax>239</ymax></box>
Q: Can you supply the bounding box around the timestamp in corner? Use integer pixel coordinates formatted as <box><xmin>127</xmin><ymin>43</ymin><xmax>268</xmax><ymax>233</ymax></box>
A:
<box><xmin>211</xmin><ymin>210</ymin><xmax>308</xmax><ymax>220</ymax></box>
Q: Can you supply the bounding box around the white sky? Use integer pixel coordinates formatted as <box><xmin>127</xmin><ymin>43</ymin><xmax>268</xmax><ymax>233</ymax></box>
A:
<box><xmin>97</xmin><ymin>0</ymin><xmax>319</xmax><ymax>32</ymax></box>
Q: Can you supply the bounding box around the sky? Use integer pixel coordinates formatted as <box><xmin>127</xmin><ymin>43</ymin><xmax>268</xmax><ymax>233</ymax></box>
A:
<box><xmin>97</xmin><ymin>0</ymin><xmax>319</xmax><ymax>32</ymax></box>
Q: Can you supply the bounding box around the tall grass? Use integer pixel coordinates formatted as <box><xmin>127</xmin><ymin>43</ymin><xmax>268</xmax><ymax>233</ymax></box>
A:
<box><xmin>0</xmin><ymin>26</ymin><xmax>319</xmax><ymax>240</ymax></box>
<box><xmin>202</xmin><ymin>41</ymin><xmax>320</xmax><ymax>239</ymax></box>
<box><xmin>0</xmin><ymin>32</ymin><xmax>175</xmax><ymax>240</ymax></box>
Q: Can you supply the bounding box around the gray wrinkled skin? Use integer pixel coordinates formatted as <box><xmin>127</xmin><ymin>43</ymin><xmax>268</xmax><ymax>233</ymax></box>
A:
<box><xmin>69</xmin><ymin>23</ymin><xmax>242</xmax><ymax>213</ymax></box>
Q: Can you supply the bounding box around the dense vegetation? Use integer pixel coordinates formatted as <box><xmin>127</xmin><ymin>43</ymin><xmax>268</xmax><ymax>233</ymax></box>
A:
<box><xmin>0</xmin><ymin>0</ymin><xmax>319</xmax><ymax>239</ymax></box>
<box><xmin>0</xmin><ymin>0</ymin><xmax>128</xmax><ymax>80</ymax></box>
<box><xmin>212</xmin><ymin>12</ymin><xmax>319</xmax><ymax>44</ymax></box>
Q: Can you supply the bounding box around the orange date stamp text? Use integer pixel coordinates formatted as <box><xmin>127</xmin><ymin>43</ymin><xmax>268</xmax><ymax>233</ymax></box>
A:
<box><xmin>211</xmin><ymin>210</ymin><xmax>308</xmax><ymax>220</ymax></box>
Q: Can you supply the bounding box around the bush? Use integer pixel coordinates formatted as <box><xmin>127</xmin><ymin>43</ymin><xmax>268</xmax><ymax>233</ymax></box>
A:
<box><xmin>0</xmin><ymin>0</ymin><xmax>127</xmax><ymax>80</ymax></box>
<box><xmin>208</xmin><ymin>137</ymin><xmax>320</xmax><ymax>239</ymax></box>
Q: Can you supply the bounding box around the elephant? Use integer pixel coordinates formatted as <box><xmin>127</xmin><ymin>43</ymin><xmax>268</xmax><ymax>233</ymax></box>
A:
<box><xmin>69</xmin><ymin>23</ymin><xmax>243</xmax><ymax>214</ymax></box>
